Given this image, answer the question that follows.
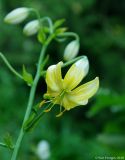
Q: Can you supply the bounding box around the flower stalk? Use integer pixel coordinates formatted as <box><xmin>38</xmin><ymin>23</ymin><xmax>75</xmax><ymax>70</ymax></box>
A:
<box><xmin>58</xmin><ymin>32</ymin><xmax>80</xmax><ymax>41</ymax></box>
<box><xmin>0</xmin><ymin>52</ymin><xmax>23</xmax><ymax>79</ymax></box>
<box><xmin>11</xmin><ymin>35</ymin><xmax>54</xmax><ymax>160</ymax></box>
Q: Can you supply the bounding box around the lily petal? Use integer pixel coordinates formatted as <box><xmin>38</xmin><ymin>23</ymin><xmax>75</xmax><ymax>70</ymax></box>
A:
<box><xmin>69</xmin><ymin>77</ymin><xmax>99</xmax><ymax>103</ymax></box>
<box><xmin>62</xmin><ymin>94</ymin><xmax>88</xmax><ymax>110</ymax></box>
<box><xmin>44</xmin><ymin>86</ymin><xmax>60</xmax><ymax>99</ymax></box>
<box><xmin>46</xmin><ymin>62</ymin><xmax>63</xmax><ymax>92</ymax></box>
<box><xmin>63</xmin><ymin>57</ymin><xmax>89</xmax><ymax>90</ymax></box>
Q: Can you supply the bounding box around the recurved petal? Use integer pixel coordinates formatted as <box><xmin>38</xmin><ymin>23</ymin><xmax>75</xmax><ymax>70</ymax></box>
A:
<box><xmin>69</xmin><ymin>77</ymin><xmax>99</xmax><ymax>103</ymax></box>
<box><xmin>62</xmin><ymin>94</ymin><xmax>88</xmax><ymax>110</ymax></box>
<box><xmin>46</xmin><ymin>62</ymin><xmax>63</xmax><ymax>92</ymax></box>
<box><xmin>63</xmin><ymin>57</ymin><xmax>89</xmax><ymax>90</ymax></box>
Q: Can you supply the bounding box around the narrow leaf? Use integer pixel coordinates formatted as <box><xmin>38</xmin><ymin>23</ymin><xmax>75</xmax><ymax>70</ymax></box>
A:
<box><xmin>23</xmin><ymin>103</ymin><xmax>49</xmax><ymax>132</ymax></box>
<box><xmin>23</xmin><ymin>111</ymin><xmax>45</xmax><ymax>132</ymax></box>
<box><xmin>55</xmin><ymin>27</ymin><xmax>67</xmax><ymax>35</ymax></box>
<box><xmin>37</xmin><ymin>29</ymin><xmax>46</xmax><ymax>44</ymax></box>
<box><xmin>22</xmin><ymin>65</ymin><xmax>33</xmax><ymax>86</ymax></box>
<box><xmin>54</xmin><ymin>19</ymin><xmax>65</xmax><ymax>29</ymax></box>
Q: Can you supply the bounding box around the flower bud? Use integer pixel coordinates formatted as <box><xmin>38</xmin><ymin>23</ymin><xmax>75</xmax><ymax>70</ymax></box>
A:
<box><xmin>23</xmin><ymin>20</ymin><xmax>40</xmax><ymax>36</ymax></box>
<box><xmin>63</xmin><ymin>40</ymin><xmax>80</xmax><ymax>61</ymax></box>
<box><xmin>4</xmin><ymin>7</ymin><xmax>30</xmax><ymax>24</ymax></box>
<box><xmin>37</xmin><ymin>140</ymin><xmax>51</xmax><ymax>160</ymax></box>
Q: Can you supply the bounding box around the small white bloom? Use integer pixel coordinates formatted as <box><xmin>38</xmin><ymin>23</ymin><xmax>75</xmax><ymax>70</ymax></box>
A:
<box><xmin>4</xmin><ymin>7</ymin><xmax>30</xmax><ymax>24</ymax></box>
<box><xmin>37</xmin><ymin>140</ymin><xmax>51</xmax><ymax>160</ymax></box>
<box><xmin>63</xmin><ymin>40</ymin><xmax>80</xmax><ymax>61</ymax></box>
<box><xmin>23</xmin><ymin>20</ymin><xmax>40</xmax><ymax>36</ymax></box>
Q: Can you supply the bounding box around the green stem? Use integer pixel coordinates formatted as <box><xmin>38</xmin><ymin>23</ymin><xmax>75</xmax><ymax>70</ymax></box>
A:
<box><xmin>0</xmin><ymin>142</ymin><xmax>6</xmax><ymax>148</ymax></box>
<box><xmin>30</xmin><ymin>8</ymin><xmax>53</xmax><ymax>33</ymax></box>
<box><xmin>43</xmin><ymin>17</ymin><xmax>53</xmax><ymax>34</ymax></box>
<box><xmin>58</xmin><ymin>32</ymin><xmax>80</xmax><ymax>41</ymax></box>
<box><xmin>0</xmin><ymin>142</ymin><xmax>14</xmax><ymax>150</ymax></box>
<box><xmin>40</xmin><ymin>17</ymin><xmax>53</xmax><ymax>34</ymax></box>
<box><xmin>30</xmin><ymin>8</ymin><xmax>41</xmax><ymax>24</ymax></box>
<box><xmin>11</xmin><ymin>35</ymin><xmax>53</xmax><ymax>160</ymax></box>
<box><xmin>62</xmin><ymin>55</ymin><xmax>87</xmax><ymax>68</ymax></box>
<box><xmin>0</xmin><ymin>52</ymin><xmax>23</xmax><ymax>79</ymax></box>
<box><xmin>0</xmin><ymin>143</ymin><xmax>8</xmax><ymax>149</ymax></box>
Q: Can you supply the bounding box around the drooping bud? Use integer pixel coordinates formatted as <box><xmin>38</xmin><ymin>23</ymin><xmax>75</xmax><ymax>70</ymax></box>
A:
<box><xmin>63</xmin><ymin>40</ymin><xmax>80</xmax><ymax>61</ymax></box>
<box><xmin>23</xmin><ymin>20</ymin><xmax>40</xmax><ymax>36</ymax></box>
<box><xmin>4</xmin><ymin>7</ymin><xmax>30</xmax><ymax>24</ymax></box>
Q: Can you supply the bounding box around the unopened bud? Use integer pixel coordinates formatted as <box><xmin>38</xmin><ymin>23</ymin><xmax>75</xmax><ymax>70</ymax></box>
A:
<box><xmin>4</xmin><ymin>7</ymin><xmax>30</xmax><ymax>24</ymax></box>
<box><xmin>23</xmin><ymin>20</ymin><xmax>40</xmax><ymax>36</ymax></box>
<box><xmin>63</xmin><ymin>40</ymin><xmax>80</xmax><ymax>61</ymax></box>
<box><xmin>37</xmin><ymin>140</ymin><xmax>51</xmax><ymax>160</ymax></box>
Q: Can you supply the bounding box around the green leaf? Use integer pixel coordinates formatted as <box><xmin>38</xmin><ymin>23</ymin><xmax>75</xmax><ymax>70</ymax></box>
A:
<box><xmin>32</xmin><ymin>103</ymin><xmax>40</xmax><ymax>113</ymax></box>
<box><xmin>55</xmin><ymin>27</ymin><xmax>67</xmax><ymax>35</ymax></box>
<box><xmin>23</xmin><ymin>103</ymin><xmax>49</xmax><ymax>132</ymax></box>
<box><xmin>37</xmin><ymin>29</ymin><xmax>46</xmax><ymax>44</ymax></box>
<box><xmin>23</xmin><ymin>112</ymin><xmax>36</xmax><ymax>132</ymax></box>
<box><xmin>3</xmin><ymin>133</ymin><xmax>14</xmax><ymax>150</ymax></box>
<box><xmin>22</xmin><ymin>65</ymin><xmax>33</xmax><ymax>86</ymax></box>
<box><xmin>43</xmin><ymin>26</ymin><xmax>50</xmax><ymax>33</ymax></box>
<box><xmin>23</xmin><ymin>103</ymin><xmax>40</xmax><ymax>131</ymax></box>
<box><xmin>53</xmin><ymin>19</ymin><xmax>65</xmax><ymax>29</ymax></box>
<box><xmin>23</xmin><ymin>111</ymin><xmax>45</xmax><ymax>132</ymax></box>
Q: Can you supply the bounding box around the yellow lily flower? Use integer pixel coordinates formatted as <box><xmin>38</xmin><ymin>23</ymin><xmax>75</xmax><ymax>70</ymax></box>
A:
<box><xmin>44</xmin><ymin>57</ymin><xmax>99</xmax><ymax>112</ymax></box>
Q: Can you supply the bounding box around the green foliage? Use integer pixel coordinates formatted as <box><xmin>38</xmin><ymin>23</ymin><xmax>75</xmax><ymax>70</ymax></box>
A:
<box><xmin>53</xmin><ymin>19</ymin><xmax>65</xmax><ymax>29</ymax></box>
<box><xmin>23</xmin><ymin>103</ymin><xmax>46</xmax><ymax>132</ymax></box>
<box><xmin>3</xmin><ymin>133</ymin><xmax>14</xmax><ymax>150</ymax></box>
<box><xmin>22</xmin><ymin>65</ymin><xmax>33</xmax><ymax>86</ymax></box>
<box><xmin>55</xmin><ymin>27</ymin><xmax>67</xmax><ymax>34</ymax></box>
<box><xmin>37</xmin><ymin>29</ymin><xmax>47</xmax><ymax>44</ymax></box>
<box><xmin>0</xmin><ymin>0</ymin><xmax>125</xmax><ymax>159</ymax></box>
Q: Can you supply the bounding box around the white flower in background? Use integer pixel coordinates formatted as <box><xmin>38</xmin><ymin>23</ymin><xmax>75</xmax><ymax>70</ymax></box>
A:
<box><xmin>63</xmin><ymin>40</ymin><xmax>80</xmax><ymax>61</ymax></box>
<box><xmin>4</xmin><ymin>7</ymin><xmax>30</xmax><ymax>24</ymax></box>
<box><xmin>23</xmin><ymin>20</ymin><xmax>40</xmax><ymax>36</ymax></box>
<box><xmin>37</xmin><ymin>140</ymin><xmax>51</xmax><ymax>160</ymax></box>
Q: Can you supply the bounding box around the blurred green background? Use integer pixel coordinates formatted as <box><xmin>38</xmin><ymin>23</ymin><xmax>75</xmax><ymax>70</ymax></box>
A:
<box><xmin>0</xmin><ymin>0</ymin><xmax>125</xmax><ymax>159</ymax></box>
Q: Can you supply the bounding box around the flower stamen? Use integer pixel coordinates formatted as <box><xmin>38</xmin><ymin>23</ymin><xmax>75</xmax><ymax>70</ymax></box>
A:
<box><xmin>56</xmin><ymin>109</ymin><xmax>66</xmax><ymax>117</ymax></box>
<box><xmin>39</xmin><ymin>100</ymin><xmax>46</xmax><ymax>108</ymax></box>
<box><xmin>43</xmin><ymin>105</ymin><xmax>54</xmax><ymax>112</ymax></box>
